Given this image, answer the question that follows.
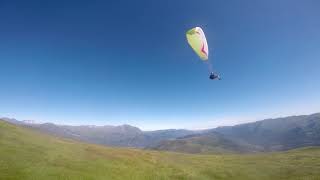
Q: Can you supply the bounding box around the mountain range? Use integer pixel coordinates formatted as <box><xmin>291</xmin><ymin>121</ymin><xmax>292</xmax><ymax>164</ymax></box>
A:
<box><xmin>2</xmin><ymin>119</ymin><xmax>320</xmax><ymax>179</ymax></box>
<box><xmin>2</xmin><ymin>112</ymin><xmax>320</xmax><ymax>153</ymax></box>
<box><xmin>150</xmin><ymin>113</ymin><xmax>320</xmax><ymax>153</ymax></box>
<box><xmin>213</xmin><ymin>113</ymin><xmax>320</xmax><ymax>151</ymax></box>
<box><xmin>2</xmin><ymin>117</ymin><xmax>195</xmax><ymax>148</ymax></box>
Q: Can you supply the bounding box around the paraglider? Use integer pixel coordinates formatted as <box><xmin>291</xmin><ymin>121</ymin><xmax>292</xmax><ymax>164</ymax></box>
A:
<box><xmin>186</xmin><ymin>27</ymin><xmax>221</xmax><ymax>80</ymax></box>
<box><xmin>209</xmin><ymin>72</ymin><xmax>221</xmax><ymax>80</ymax></box>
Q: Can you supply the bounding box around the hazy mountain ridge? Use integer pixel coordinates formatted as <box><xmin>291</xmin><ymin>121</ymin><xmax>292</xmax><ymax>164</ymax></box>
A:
<box><xmin>148</xmin><ymin>131</ymin><xmax>263</xmax><ymax>154</ymax></box>
<box><xmin>1</xmin><ymin>119</ymin><xmax>196</xmax><ymax>148</ymax></box>
<box><xmin>2</xmin><ymin>113</ymin><xmax>320</xmax><ymax>153</ymax></box>
<box><xmin>213</xmin><ymin>113</ymin><xmax>320</xmax><ymax>151</ymax></box>
<box><xmin>27</xmin><ymin>123</ymin><xmax>147</xmax><ymax>147</ymax></box>
<box><xmin>149</xmin><ymin>113</ymin><xmax>320</xmax><ymax>153</ymax></box>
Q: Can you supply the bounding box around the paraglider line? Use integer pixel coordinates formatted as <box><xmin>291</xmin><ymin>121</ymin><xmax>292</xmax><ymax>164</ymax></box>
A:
<box><xmin>206</xmin><ymin>60</ymin><xmax>213</xmax><ymax>73</ymax></box>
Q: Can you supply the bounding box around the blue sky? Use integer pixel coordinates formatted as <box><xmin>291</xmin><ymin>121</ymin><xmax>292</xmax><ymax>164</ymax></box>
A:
<box><xmin>0</xmin><ymin>0</ymin><xmax>319</xmax><ymax>130</ymax></box>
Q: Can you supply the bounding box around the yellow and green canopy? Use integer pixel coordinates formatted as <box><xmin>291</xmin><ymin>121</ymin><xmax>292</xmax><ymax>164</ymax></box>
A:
<box><xmin>186</xmin><ymin>27</ymin><xmax>209</xmax><ymax>61</ymax></box>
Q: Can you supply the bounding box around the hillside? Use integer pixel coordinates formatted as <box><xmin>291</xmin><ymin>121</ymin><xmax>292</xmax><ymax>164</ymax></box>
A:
<box><xmin>1</xmin><ymin>120</ymin><xmax>320</xmax><ymax>180</ymax></box>
<box><xmin>2</xmin><ymin>119</ymin><xmax>195</xmax><ymax>148</ymax></box>
<box><xmin>149</xmin><ymin>132</ymin><xmax>263</xmax><ymax>154</ymax></box>
<box><xmin>149</xmin><ymin>113</ymin><xmax>320</xmax><ymax>153</ymax></box>
<box><xmin>214</xmin><ymin>113</ymin><xmax>320</xmax><ymax>151</ymax></box>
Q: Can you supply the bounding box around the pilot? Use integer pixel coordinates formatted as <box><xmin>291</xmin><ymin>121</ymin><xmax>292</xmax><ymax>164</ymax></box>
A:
<box><xmin>209</xmin><ymin>72</ymin><xmax>221</xmax><ymax>80</ymax></box>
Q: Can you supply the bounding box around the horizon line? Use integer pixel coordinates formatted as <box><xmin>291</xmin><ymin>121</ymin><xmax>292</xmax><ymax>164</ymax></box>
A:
<box><xmin>1</xmin><ymin>111</ymin><xmax>319</xmax><ymax>131</ymax></box>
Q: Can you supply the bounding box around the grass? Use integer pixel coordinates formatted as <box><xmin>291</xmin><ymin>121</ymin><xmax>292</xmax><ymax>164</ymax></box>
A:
<box><xmin>1</xmin><ymin>120</ymin><xmax>320</xmax><ymax>180</ymax></box>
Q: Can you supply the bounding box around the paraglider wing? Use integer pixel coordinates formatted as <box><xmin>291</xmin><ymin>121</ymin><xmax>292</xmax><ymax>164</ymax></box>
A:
<box><xmin>186</xmin><ymin>27</ymin><xmax>209</xmax><ymax>61</ymax></box>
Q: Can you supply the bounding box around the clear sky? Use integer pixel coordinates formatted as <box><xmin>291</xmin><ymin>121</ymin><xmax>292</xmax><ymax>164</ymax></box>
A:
<box><xmin>0</xmin><ymin>0</ymin><xmax>319</xmax><ymax>130</ymax></box>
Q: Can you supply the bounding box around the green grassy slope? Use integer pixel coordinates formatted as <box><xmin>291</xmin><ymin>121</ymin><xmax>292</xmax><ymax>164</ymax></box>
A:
<box><xmin>1</xmin><ymin>120</ymin><xmax>320</xmax><ymax>180</ymax></box>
